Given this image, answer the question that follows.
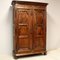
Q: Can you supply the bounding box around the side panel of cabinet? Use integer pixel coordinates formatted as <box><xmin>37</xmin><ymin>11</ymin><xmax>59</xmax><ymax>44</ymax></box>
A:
<box><xmin>14</xmin><ymin>8</ymin><xmax>33</xmax><ymax>54</ymax></box>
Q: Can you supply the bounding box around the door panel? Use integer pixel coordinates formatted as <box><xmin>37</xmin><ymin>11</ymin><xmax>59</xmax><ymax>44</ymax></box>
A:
<box><xmin>15</xmin><ymin>8</ymin><xmax>33</xmax><ymax>53</ymax></box>
<box><xmin>33</xmin><ymin>38</ymin><xmax>45</xmax><ymax>49</ymax></box>
<box><xmin>18</xmin><ymin>25</ymin><xmax>28</xmax><ymax>35</ymax></box>
<box><xmin>33</xmin><ymin>9</ymin><xmax>46</xmax><ymax>51</ymax></box>
<box><xmin>36</xmin><ymin>26</ymin><xmax>44</xmax><ymax>35</ymax></box>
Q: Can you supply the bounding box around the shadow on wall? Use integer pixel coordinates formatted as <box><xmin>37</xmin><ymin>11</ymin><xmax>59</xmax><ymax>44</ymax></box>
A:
<box><xmin>8</xmin><ymin>6</ymin><xmax>13</xmax><ymax>56</ymax></box>
<box><xmin>47</xmin><ymin>13</ymin><xmax>58</xmax><ymax>51</ymax></box>
<box><xmin>5</xmin><ymin>6</ymin><xmax>13</xmax><ymax>56</ymax></box>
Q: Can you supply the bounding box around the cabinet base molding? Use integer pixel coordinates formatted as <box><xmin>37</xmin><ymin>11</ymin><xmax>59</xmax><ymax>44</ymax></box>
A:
<box><xmin>13</xmin><ymin>50</ymin><xmax>47</xmax><ymax>59</ymax></box>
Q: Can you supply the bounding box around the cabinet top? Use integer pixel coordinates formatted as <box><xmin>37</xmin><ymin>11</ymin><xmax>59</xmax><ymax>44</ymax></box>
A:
<box><xmin>12</xmin><ymin>1</ymin><xmax>48</xmax><ymax>6</ymax></box>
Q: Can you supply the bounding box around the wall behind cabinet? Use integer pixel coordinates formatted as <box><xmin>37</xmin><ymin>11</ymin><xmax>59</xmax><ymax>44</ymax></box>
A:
<box><xmin>0</xmin><ymin>0</ymin><xmax>60</xmax><ymax>55</ymax></box>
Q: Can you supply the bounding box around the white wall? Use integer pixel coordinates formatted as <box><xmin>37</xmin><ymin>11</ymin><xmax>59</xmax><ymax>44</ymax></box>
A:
<box><xmin>0</xmin><ymin>0</ymin><xmax>60</xmax><ymax>55</ymax></box>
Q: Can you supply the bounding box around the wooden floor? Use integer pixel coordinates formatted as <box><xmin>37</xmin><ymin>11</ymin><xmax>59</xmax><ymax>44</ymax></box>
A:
<box><xmin>0</xmin><ymin>48</ymin><xmax>60</xmax><ymax>60</ymax></box>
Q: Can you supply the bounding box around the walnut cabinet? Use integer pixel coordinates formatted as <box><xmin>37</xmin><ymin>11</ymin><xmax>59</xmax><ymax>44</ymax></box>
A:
<box><xmin>12</xmin><ymin>1</ymin><xmax>48</xmax><ymax>58</ymax></box>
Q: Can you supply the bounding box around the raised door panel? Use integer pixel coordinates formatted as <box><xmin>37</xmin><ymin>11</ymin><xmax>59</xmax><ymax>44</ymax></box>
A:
<box><xmin>14</xmin><ymin>8</ymin><xmax>33</xmax><ymax>53</ymax></box>
<box><xmin>33</xmin><ymin>9</ymin><xmax>46</xmax><ymax>51</ymax></box>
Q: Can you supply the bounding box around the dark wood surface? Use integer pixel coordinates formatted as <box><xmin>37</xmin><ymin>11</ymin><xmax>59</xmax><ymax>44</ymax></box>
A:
<box><xmin>12</xmin><ymin>1</ymin><xmax>48</xmax><ymax>59</ymax></box>
<box><xmin>12</xmin><ymin>1</ymin><xmax>48</xmax><ymax>6</ymax></box>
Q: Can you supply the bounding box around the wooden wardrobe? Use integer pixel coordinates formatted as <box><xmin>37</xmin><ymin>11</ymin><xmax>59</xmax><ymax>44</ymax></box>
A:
<box><xmin>12</xmin><ymin>1</ymin><xmax>48</xmax><ymax>58</ymax></box>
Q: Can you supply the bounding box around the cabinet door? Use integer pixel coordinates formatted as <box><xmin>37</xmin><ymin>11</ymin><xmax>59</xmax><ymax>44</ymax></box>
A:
<box><xmin>33</xmin><ymin>9</ymin><xmax>46</xmax><ymax>51</ymax></box>
<box><xmin>14</xmin><ymin>8</ymin><xmax>33</xmax><ymax>54</ymax></box>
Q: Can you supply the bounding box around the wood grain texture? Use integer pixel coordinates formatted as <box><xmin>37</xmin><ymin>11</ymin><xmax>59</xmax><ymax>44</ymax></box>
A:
<box><xmin>12</xmin><ymin>1</ymin><xmax>48</xmax><ymax>59</ymax></box>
